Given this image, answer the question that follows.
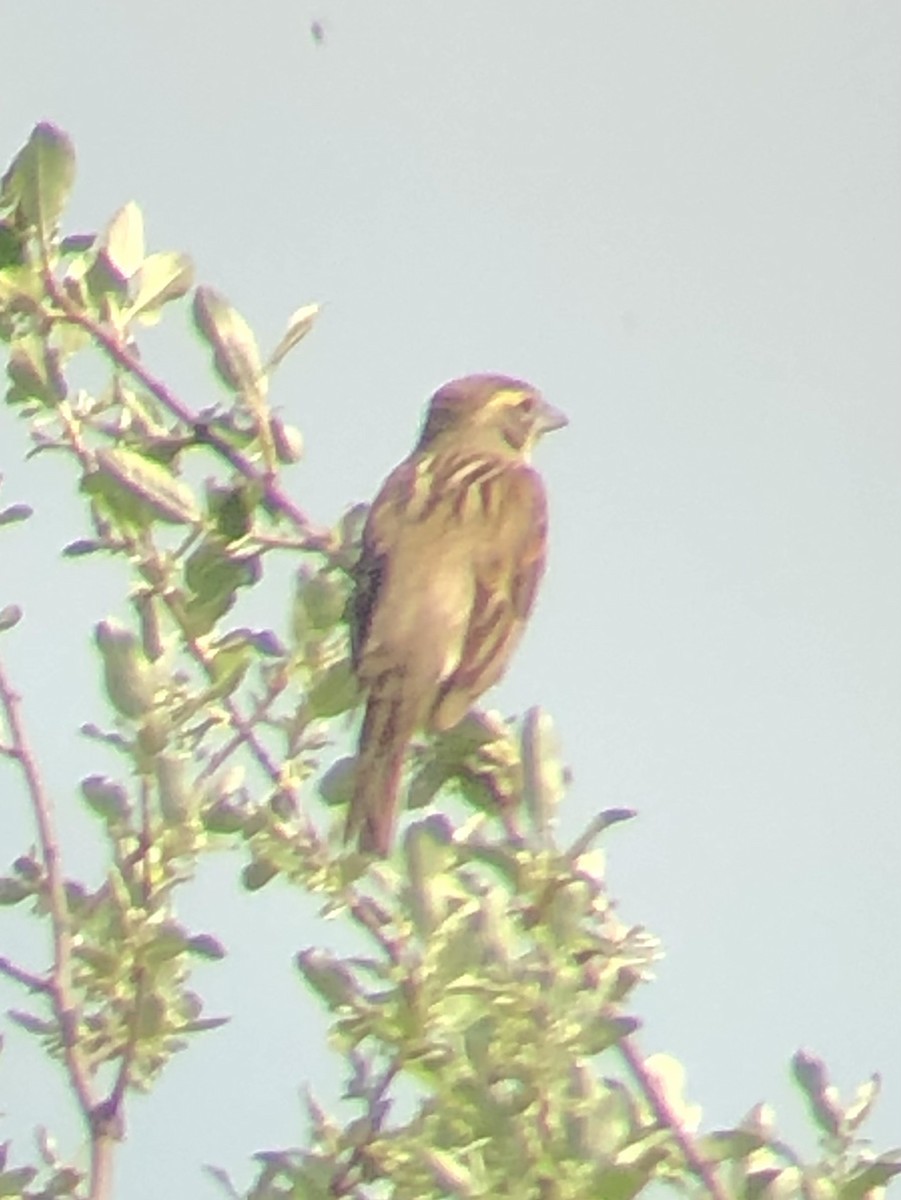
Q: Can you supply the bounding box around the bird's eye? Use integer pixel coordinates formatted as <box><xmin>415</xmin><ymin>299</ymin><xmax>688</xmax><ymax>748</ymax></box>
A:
<box><xmin>514</xmin><ymin>395</ymin><xmax>536</xmax><ymax>414</ymax></box>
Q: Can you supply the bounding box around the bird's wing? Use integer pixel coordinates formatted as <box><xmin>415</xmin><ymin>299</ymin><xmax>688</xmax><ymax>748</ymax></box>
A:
<box><xmin>349</xmin><ymin>459</ymin><xmax>416</xmax><ymax>673</ymax></box>
<box><xmin>351</xmin><ymin>456</ymin><xmax>474</xmax><ymax>688</ymax></box>
<box><xmin>431</xmin><ymin>462</ymin><xmax>548</xmax><ymax>730</ymax></box>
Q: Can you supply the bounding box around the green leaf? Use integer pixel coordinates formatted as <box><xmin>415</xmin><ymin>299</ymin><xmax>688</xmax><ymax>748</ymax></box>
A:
<box><xmin>130</xmin><ymin>250</ymin><xmax>193</xmax><ymax>321</ymax></box>
<box><xmin>265</xmin><ymin>302</ymin><xmax>320</xmax><ymax>373</ymax></box>
<box><xmin>297</xmin><ymin>949</ymin><xmax>357</xmax><ymax>1011</ymax></box>
<box><xmin>0</xmin><ymin>877</ymin><xmax>32</xmax><ymax>905</ymax></box>
<box><xmin>406</xmin><ymin>759</ymin><xmax>455</xmax><ymax>811</ymax></box>
<box><xmin>318</xmin><ymin>756</ymin><xmax>356</xmax><ymax>808</ymax></box>
<box><xmin>144</xmin><ymin>921</ymin><xmax>190</xmax><ymax>965</ymax></box>
<box><xmin>405</xmin><ymin>819</ymin><xmax>458</xmax><ymax>935</ymax></box>
<box><xmin>205</xmin><ymin>641</ymin><xmax>252</xmax><ymax>700</ymax></box>
<box><xmin>269</xmin><ymin>416</ymin><xmax>304</xmax><ymax>464</ymax></box>
<box><xmin>844</xmin><ymin>1073</ymin><xmax>880</xmax><ymax>1131</ymax></box>
<box><xmin>185</xmin><ymin>540</ymin><xmax>251</xmax><ymax>603</ymax></box>
<box><xmin>41</xmin><ymin>1167</ymin><xmax>82</xmax><ymax>1196</ymax></box>
<box><xmin>567</xmin><ymin>807</ymin><xmax>637</xmax><ymax>860</ymax></box>
<box><xmin>9</xmin><ymin>123</ymin><xmax>75</xmax><ymax>241</ymax></box>
<box><xmin>94</xmin><ymin>448</ymin><xmax>200</xmax><ymax>525</ymax></box>
<box><xmin>193</xmin><ymin>286</ymin><xmax>263</xmax><ymax>395</ymax></box>
<box><xmin>80</xmin><ymin>775</ymin><xmax>130</xmax><ymax>824</ymax></box>
<box><xmin>591</xmin><ymin>1166</ymin><xmax>651</xmax><ymax>1200</ymax></box>
<box><xmin>840</xmin><ymin>1160</ymin><xmax>901</xmax><ymax>1199</ymax></box>
<box><xmin>521</xmin><ymin>706</ymin><xmax>566</xmax><ymax>832</ymax></box>
<box><xmin>73</xmin><ymin>944</ymin><xmax>119</xmax><ymax>975</ymax></box>
<box><xmin>181</xmin><ymin>1015</ymin><xmax>230</xmax><ymax>1034</ymax></box>
<box><xmin>792</xmin><ymin>1049</ymin><xmax>842</xmax><ymax>1137</ymax></box>
<box><xmin>300</xmin><ymin>569</ymin><xmax>349</xmax><ymax>630</ymax></box>
<box><xmin>580</xmin><ymin>1014</ymin><xmax>639</xmax><ymax>1055</ymax></box>
<box><xmin>7</xmin><ymin>333</ymin><xmax>66</xmax><ymax>406</ymax></box>
<box><xmin>95</xmin><ymin>619</ymin><xmax>158</xmax><ymax>719</ymax></box>
<box><xmin>0</xmin><ymin>221</ymin><xmax>25</xmax><ymax>269</ymax></box>
<box><xmin>307</xmin><ymin>658</ymin><xmax>360</xmax><ymax>718</ymax></box>
<box><xmin>203</xmin><ymin>799</ymin><xmax>247</xmax><ymax>835</ymax></box>
<box><xmin>83</xmin><ymin>247</ymin><xmax>129</xmax><ymax>306</ymax></box>
<box><xmin>423</xmin><ymin>1149</ymin><xmax>477</xmax><ymax>1196</ymax></box>
<box><xmin>0</xmin><ymin>1167</ymin><xmax>38</xmax><ymax>1194</ymax></box>
<box><xmin>155</xmin><ymin>753</ymin><xmax>200</xmax><ymax>822</ymax></box>
<box><xmin>98</xmin><ymin>200</ymin><xmax>144</xmax><ymax>282</ymax></box>
<box><xmin>135</xmin><ymin>991</ymin><xmax>167</xmax><ymax>1037</ymax></box>
<box><xmin>696</xmin><ymin>1129</ymin><xmax>765</xmax><ymax>1163</ymax></box>
<box><xmin>207</xmin><ymin>483</ymin><xmax>255</xmax><ymax>542</ymax></box>
<box><xmin>181</xmin><ymin>541</ymin><xmax>257</xmax><ymax>637</ymax></box>
<box><xmin>745</xmin><ymin>1169</ymin><xmax>790</xmax><ymax>1200</ymax></box>
<box><xmin>242</xmin><ymin>859</ymin><xmax>278</xmax><ymax>891</ymax></box>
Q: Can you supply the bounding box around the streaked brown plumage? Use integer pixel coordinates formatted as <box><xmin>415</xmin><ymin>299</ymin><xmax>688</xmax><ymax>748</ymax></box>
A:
<box><xmin>346</xmin><ymin>374</ymin><xmax>566</xmax><ymax>855</ymax></box>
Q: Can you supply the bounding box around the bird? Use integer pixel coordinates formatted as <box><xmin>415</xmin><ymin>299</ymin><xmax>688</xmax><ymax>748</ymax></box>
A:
<box><xmin>345</xmin><ymin>373</ymin><xmax>567</xmax><ymax>856</ymax></box>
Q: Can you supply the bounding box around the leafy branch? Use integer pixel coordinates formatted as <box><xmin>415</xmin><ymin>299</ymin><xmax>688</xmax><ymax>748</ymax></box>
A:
<box><xmin>0</xmin><ymin>121</ymin><xmax>898</xmax><ymax>1200</ymax></box>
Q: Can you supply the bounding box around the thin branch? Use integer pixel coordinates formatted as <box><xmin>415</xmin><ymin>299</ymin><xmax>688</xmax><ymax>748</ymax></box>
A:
<box><xmin>329</xmin><ymin>1059</ymin><xmax>402</xmax><ymax>1196</ymax></box>
<box><xmin>198</xmin><ymin>673</ymin><xmax>289</xmax><ymax>781</ymax></box>
<box><xmin>618</xmin><ymin>1034</ymin><xmax>728</xmax><ymax>1200</ymax></box>
<box><xmin>0</xmin><ymin>664</ymin><xmax>95</xmax><ymax>1116</ymax></box>
<box><xmin>0</xmin><ymin>662</ymin><xmax>119</xmax><ymax>1200</ymax></box>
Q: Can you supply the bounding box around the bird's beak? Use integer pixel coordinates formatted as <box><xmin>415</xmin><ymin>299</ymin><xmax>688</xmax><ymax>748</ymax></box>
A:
<box><xmin>535</xmin><ymin>397</ymin><xmax>568</xmax><ymax>436</ymax></box>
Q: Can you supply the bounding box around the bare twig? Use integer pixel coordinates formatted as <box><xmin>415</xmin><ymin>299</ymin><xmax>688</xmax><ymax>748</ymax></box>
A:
<box><xmin>199</xmin><ymin>673</ymin><xmax>288</xmax><ymax>781</ymax></box>
<box><xmin>618</xmin><ymin>1034</ymin><xmax>727</xmax><ymax>1200</ymax></box>
<box><xmin>0</xmin><ymin>662</ymin><xmax>117</xmax><ymax>1200</ymax></box>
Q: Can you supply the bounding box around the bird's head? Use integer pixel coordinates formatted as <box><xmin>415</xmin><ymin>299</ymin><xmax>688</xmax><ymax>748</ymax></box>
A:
<box><xmin>417</xmin><ymin>374</ymin><xmax>568</xmax><ymax>458</ymax></box>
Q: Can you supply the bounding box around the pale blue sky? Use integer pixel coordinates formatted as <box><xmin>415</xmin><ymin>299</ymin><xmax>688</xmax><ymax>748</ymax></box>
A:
<box><xmin>1</xmin><ymin>4</ymin><xmax>900</xmax><ymax>1196</ymax></box>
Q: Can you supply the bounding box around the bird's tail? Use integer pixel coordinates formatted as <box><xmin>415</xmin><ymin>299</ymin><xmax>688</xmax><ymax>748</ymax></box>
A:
<box><xmin>346</xmin><ymin>678</ymin><xmax>416</xmax><ymax>856</ymax></box>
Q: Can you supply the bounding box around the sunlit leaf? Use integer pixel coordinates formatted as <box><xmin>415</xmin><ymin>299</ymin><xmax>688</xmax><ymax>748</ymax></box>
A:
<box><xmin>193</xmin><ymin>286</ymin><xmax>263</xmax><ymax>395</ymax></box>
<box><xmin>8</xmin><ymin>123</ymin><xmax>75</xmax><ymax>240</ymax></box>
<box><xmin>840</xmin><ymin>1159</ymin><xmax>901</xmax><ymax>1199</ymax></box>
<box><xmin>0</xmin><ymin>877</ymin><xmax>32</xmax><ymax>905</ymax></box>
<box><xmin>95</xmin><ymin>447</ymin><xmax>200</xmax><ymax>525</ymax></box>
<box><xmin>792</xmin><ymin>1049</ymin><xmax>842</xmax><ymax>1137</ymax></box>
<box><xmin>7</xmin><ymin>333</ymin><xmax>66</xmax><ymax>406</ymax></box>
<box><xmin>265</xmin><ymin>302</ymin><xmax>320</xmax><ymax>372</ymax></box>
<box><xmin>297</xmin><ymin>949</ymin><xmax>357</xmax><ymax>1011</ymax></box>
<box><xmin>130</xmin><ymin>250</ymin><xmax>193</xmax><ymax>321</ymax></box>
<box><xmin>80</xmin><ymin>774</ymin><xmax>130</xmax><ymax>824</ymax></box>
<box><xmin>270</xmin><ymin>416</ymin><xmax>304</xmax><ymax>463</ymax></box>
<box><xmin>95</xmin><ymin>619</ymin><xmax>158</xmax><ymax>719</ymax></box>
<box><xmin>99</xmin><ymin>200</ymin><xmax>144</xmax><ymax>282</ymax></box>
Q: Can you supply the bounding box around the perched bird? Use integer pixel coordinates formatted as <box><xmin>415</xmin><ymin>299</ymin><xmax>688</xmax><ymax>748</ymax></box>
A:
<box><xmin>346</xmin><ymin>374</ymin><xmax>567</xmax><ymax>855</ymax></box>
